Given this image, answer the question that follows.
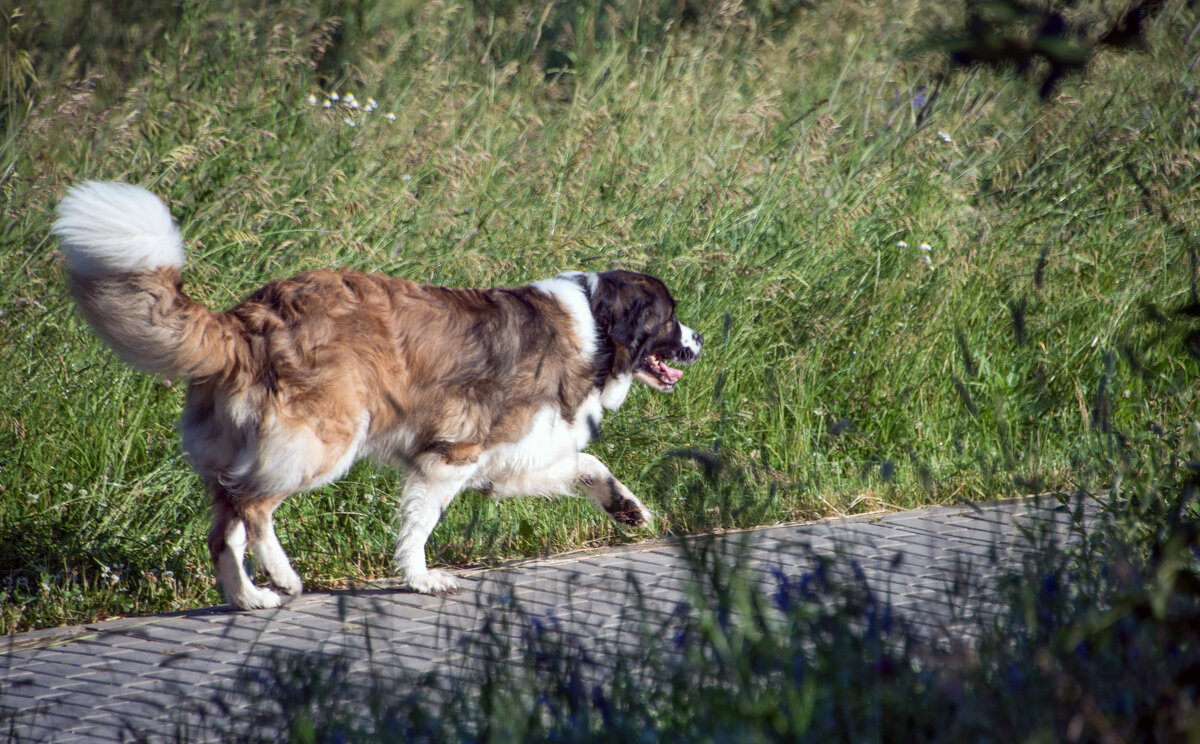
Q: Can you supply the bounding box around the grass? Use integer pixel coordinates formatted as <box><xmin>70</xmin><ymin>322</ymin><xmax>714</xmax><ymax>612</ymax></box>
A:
<box><xmin>1</xmin><ymin>0</ymin><xmax>1198</xmax><ymax>632</ymax></box>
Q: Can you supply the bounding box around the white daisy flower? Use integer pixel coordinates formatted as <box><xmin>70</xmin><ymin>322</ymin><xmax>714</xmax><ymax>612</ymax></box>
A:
<box><xmin>344</xmin><ymin>117</ymin><xmax>356</xmax><ymax>127</ymax></box>
<box><xmin>307</xmin><ymin>94</ymin><xmax>317</xmax><ymax>105</ymax></box>
<box><xmin>919</xmin><ymin>242</ymin><xmax>931</xmax><ymax>251</ymax></box>
<box><xmin>330</xmin><ymin>91</ymin><xmax>340</xmax><ymax>101</ymax></box>
<box><xmin>896</xmin><ymin>240</ymin><xmax>908</xmax><ymax>248</ymax></box>
<box><xmin>323</xmin><ymin>99</ymin><xmax>332</xmax><ymax>108</ymax></box>
<box><xmin>938</xmin><ymin>131</ymin><xmax>952</xmax><ymax>143</ymax></box>
<box><xmin>386</xmin><ymin>112</ymin><xmax>397</xmax><ymax>121</ymax></box>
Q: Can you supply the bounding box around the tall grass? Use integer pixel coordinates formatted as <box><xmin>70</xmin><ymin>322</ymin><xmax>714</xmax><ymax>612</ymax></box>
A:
<box><xmin>1</xmin><ymin>0</ymin><xmax>1197</xmax><ymax>631</ymax></box>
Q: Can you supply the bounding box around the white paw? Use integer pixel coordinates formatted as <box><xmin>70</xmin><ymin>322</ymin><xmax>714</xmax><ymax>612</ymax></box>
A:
<box><xmin>268</xmin><ymin>569</ymin><xmax>304</xmax><ymax>597</ymax></box>
<box><xmin>406</xmin><ymin>568</ymin><xmax>461</xmax><ymax>595</ymax></box>
<box><xmin>229</xmin><ymin>585</ymin><xmax>283</xmax><ymax>610</ymax></box>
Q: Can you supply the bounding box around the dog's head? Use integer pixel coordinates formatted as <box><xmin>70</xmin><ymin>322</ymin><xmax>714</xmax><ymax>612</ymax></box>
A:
<box><xmin>582</xmin><ymin>270</ymin><xmax>703</xmax><ymax>394</ymax></box>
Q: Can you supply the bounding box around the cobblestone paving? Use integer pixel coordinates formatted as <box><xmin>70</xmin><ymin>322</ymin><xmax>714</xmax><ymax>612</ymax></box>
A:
<box><xmin>1</xmin><ymin>497</ymin><xmax>1090</xmax><ymax>742</ymax></box>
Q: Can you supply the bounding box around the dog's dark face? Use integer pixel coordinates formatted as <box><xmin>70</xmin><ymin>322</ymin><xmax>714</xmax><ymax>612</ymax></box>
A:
<box><xmin>588</xmin><ymin>270</ymin><xmax>703</xmax><ymax>392</ymax></box>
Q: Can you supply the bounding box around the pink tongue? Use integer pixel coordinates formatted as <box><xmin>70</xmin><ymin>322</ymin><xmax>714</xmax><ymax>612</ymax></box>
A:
<box><xmin>653</xmin><ymin>357</ymin><xmax>683</xmax><ymax>384</ymax></box>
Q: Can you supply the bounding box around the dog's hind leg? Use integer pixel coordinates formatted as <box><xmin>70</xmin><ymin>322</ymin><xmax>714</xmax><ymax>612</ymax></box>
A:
<box><xmin>394</xmin><ymin>463</ymin><xmax>474</xmax><ymax>595</ymax></box>
<box><xmin>208</xmin><ymin>489</ymin><xmax>286</xmax><ymax>610</ymax></box>
<box><xmin>243</xmin><ymin>494</ymin><xmax>303</xmax><ymax>598</ymax></box>
<box><xmin>575</xmin><ymin>453</ymin><xmax>654</xmax><ymax>527</ymax></box>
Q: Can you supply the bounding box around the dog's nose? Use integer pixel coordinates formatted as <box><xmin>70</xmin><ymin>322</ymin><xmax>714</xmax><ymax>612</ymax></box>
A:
<box><xmin>678</xmin><ymin>323</ymin><xmax>703</xmax><ymax>362</ymax></box>
<box><xmin>678</xmin><ymin>331</ymin><xmax>702</xmax><ymax>362</ymax></box>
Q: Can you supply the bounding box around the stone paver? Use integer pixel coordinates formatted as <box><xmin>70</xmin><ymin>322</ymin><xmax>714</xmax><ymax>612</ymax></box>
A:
<box><xmin>1</xmin><ymin>496</ymin><xmax>1092</xmax><ymax>742</ymax></box>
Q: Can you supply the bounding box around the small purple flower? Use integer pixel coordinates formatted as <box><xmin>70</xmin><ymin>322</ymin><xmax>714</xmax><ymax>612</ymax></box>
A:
<box><xmin>912</xmin><ymin>85</ymin><xmax>927</xmax><ymax>108</ymax></box>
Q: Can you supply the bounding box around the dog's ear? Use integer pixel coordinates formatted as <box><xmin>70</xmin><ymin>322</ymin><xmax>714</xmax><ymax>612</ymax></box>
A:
<box><xmin>607</xmin><ymin>295</ymin><xmax>651</xmax><ymax>348</ymax></box>
<box><xmin>590</xmin><ymin>271</ymin><xmax>652</xmax><ymax>348</ymax></box>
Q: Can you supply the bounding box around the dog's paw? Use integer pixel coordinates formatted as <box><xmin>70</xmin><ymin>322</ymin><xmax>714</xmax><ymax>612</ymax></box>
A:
<box><xmin>267</xmin><ymin>567</ymin><xmax>304</xmax><ymax>597</ymax></box>
<box><xmin>229</xmin><ymin>585</ymin><xmax>283</xmax><ymax>610</ymax></box>
<box><xmin>406</xmin><ymin>569</ymin><xmax>461</xmax><ymax>595</ymax></box>
<box><xmin>607</xmin><ymin>493</ymin><xmax>654</xmax><ymax>527</ymax></box>
<box><xmin>268</xmin><ymin>575</ymin><xmax>304</xmax><ymax>597</ymax></box>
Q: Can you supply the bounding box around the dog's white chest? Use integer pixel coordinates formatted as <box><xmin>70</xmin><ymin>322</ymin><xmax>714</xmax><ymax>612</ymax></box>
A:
<box><xmin>478</xmin><ymin>393</ymin><xmax>603</xmax><ymax>481</ymax></box>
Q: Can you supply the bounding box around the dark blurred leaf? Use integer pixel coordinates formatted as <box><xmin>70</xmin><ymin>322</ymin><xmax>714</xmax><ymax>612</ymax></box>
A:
<box><xmin>952</xmin><ymin>374</ymin><xmax>978</xmax><ymax>415</ymax></box>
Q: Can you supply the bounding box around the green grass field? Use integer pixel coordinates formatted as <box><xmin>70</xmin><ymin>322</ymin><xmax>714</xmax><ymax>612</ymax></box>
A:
<box><xmin>1</xmin><ymin>0</ymin><xmax>1197</xmax><ymax>632</ymax></box>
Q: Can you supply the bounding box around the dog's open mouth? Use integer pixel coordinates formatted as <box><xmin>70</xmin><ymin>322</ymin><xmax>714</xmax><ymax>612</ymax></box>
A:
<box><xmin>635</xmin><ymin>353</ymin><xmax>685</xmax><ymax>392</ymax></box>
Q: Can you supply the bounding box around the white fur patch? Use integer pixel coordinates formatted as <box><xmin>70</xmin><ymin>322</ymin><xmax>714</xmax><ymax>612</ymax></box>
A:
<box><xmin>251</xmin><ymin>412</ymin><xmax>369</xmax><ymax>495</ymax></box>
<box><xmin>479</xmin><ymin>406</ymin><xmax>581</xmax><ymax>491</ymax></box>
<box><xmin>207</xmin><ymin>410</ymin><xmax>370</xmax><ymax>497</ymax></box>
<box><xmin>394</xmin><ymin>463</ymin><xmax>476</xmax><ymax>592</ymax></box>
<box><xmin>679</xmin><ymin>322</ymin><xmax>703</xmax><ymax>358</ymax></box>
<box><xmin>251</xmin><ymin>529</ymin><xmax>303</xmax><ymax>596</ymax></box>
<box><xmin>52</xmin><ymin>181</ymin><xmax>185</xmax><ymax>277</ymax></box>
<box><xmin>532</xmin><ymin>274</ymin><xmax>597</xmax><ymax>358</ymax></box>
<box><xmin>476</xmin><ymin>390</ymin><xmax>608</xmax><ymax>499</ymax></box>
<box><xmin>600</xmin><ymin>372</ymin><xmax>633</xmax><ymax>410</ymax></box>
<box><xmin>556</xmin><ymin>270</ymin><xmax>598</xmax><ymax>296</ymax></box>
<box><xmin>215</xmin><ymin>521</ymin><xmax>248</xmax><ymax>596</ymax></box>
<box><xmin>216</xmin><ymin>521</ymin><xmax>283</xmax><ymax>609</ymax></box>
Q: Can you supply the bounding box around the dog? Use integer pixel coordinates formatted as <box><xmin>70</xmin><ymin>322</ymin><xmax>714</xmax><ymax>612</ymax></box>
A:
<box><xmin>51</xmin><ymin>181</ymin><xmax>703</xmax><ymax>609</ymax></box>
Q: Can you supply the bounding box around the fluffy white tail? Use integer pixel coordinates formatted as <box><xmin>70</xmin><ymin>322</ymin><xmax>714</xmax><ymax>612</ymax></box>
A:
<box><xmin>51</xmin><ymin>181</ymin><xmax>239</xmax><ymax>380</ymax></box>
<box><xmin>52</xmin><ymin>181</ymin><xmax>185</xmax><ymax>278</ymax></box>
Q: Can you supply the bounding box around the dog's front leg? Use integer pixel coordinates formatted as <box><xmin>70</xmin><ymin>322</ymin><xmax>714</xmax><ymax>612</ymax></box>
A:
<box><xmin>394</xmin><ymin>465</ymin><xmax>472</xmax><ymax>594</ymax></box>
<box><xmin>576</xmin><ymin>453</ymin><xmax>654</xmax><ymax>527</ymax></box>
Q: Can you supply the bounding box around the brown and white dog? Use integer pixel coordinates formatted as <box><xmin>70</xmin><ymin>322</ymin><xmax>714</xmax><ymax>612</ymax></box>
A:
<box><xmin>52</xmin><ymin>182</ymin><xmax>702</xmax><ymax>610</ymax></box>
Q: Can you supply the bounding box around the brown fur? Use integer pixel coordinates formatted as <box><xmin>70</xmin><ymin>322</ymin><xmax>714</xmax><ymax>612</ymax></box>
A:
<box><xmin>73</xmin><ymin>268</ymin><xmax>607</xmax><ymax>568</ymax></box>
<box><xmin>69</xmin><ymin>267</ymin><xmax>241</xmax><ymax>378</ymax></box>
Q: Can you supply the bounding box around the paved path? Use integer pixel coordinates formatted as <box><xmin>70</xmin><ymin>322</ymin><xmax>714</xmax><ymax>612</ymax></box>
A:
<box><xmin>1</xmin><ymin>497</ymin><xmax>1090</xmax><ymax>743</ymax></box>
